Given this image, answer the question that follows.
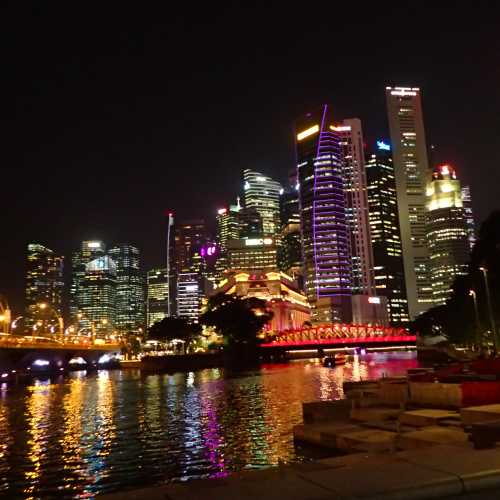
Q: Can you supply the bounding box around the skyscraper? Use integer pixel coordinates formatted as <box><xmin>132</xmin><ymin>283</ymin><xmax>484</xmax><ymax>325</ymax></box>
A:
<box><xmin>335</xmin><ymin>118</ymin><xmax>375</xmax><ymax>295</ymax></box>
<box><xmin>70</xmin><ymin>240</ymin><xmax>105</xmax><ymax>322</ymax></box>
<box><xmin>108</xmin><ymin>244</ymin><xmax>144</xmax><ymax>335</ymax></box>
<box><xmin>243</xmin><ymin>169</ymin><xmax>282</xmax><ymax>236</ymax></box>
<box><xmin>25</xmin><ymin>243</ymin><xmax>64</xmax><ymax>332</ymax></box>
<box><xmin>146</xmin><ymin>268</ymin><xmax>169</xmax><ymax>328</ymax></box>
<box><xmin>78</xmin><ymin>255</ymin><xmax>117</xmax><ymax>336</ymax></box>
<box><xmin>216</xmin><ymin>203</ymin><xmax>241</xmax><ymax>252</ymax></box>
<box><xmin>174</xmin><ymin>219</ymin><xmax>207</xmax><ymax>273</ymax></box>
<box><xmin>176</xmin><ymin>272</ymin><xmax>202</xmax><ymax>323</ymax></box>
<box><xmin>366</xmin><ymin>143</ymin><xmax>409</xmax><ymax>325</ymax></box>
<box><xmin>227</xmin><ymin>237</ymin><xmax>278</xmax><ymax>272</ymax></box>
<box><xmin>426</xmin><ymin>164</ymin><xmax>470</xmax><ymax>305</ymax></box>
<box><xmin>386</xmin><ymin>86</ymin><xmax>433</xmax><ymax>318</ymax></box>
<box><xmin>295</xmin><ymin>105</ymin><xmax>352</xmax><ymax>323</ymax></box>
<box><xmin>461</xmin><ymin>185</ymin><xmax>476</xmax><ymax>252</ymax></box>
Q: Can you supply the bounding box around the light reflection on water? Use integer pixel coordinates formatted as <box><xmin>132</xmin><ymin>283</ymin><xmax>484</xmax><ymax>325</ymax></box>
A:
<box><xmin>0</xmin><ymin>352</ymin><xmax>417</xmax><ymax>498</ymax></box>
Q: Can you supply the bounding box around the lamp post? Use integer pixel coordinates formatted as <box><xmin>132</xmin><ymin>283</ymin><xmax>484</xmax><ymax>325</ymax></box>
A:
<box><xmin>37</xmin><ymin>302</ymin><xmax>64</xmax><ymax>338</ymax></box>
<box><xmin>479</xmin><ymin>267</ymin><xmax>498</xmax><ymax>351</ymax></box>
<box><xmin>469</xmin><ymin>290</ymin><xmax>481</xmax><ymax>348</ymax></box>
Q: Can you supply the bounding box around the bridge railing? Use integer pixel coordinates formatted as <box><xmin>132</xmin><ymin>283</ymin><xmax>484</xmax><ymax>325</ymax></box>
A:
<box><xmin>0</xmin><ymin>334</ymin><xmax>120</xmax><ymax>350</ymax></box>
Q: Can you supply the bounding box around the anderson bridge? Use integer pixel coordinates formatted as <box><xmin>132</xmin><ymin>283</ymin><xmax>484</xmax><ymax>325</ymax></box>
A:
<box><xmin>261</xmin><ymin>324</ymin><xmax>416</xmax><ymax>354</ymax></box>
<box><xmin>0</xmin><ymin>334</ymin><xmax>121</xmax><ymax>372</ymax></box>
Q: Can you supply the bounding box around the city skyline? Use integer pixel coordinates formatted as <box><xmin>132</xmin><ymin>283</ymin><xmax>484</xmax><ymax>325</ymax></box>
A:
<box><xmin>3</xmin><ymin>5</ymin><xmax>499</xmax><ymax>315</ymax></box>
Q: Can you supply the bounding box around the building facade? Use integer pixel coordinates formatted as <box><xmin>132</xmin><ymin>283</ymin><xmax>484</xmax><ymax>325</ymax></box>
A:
<box><xmin>78</xmin><ymin>255</ymin><xmax>117</xmax><ymax>336</ymax></box>
<box><xmin>386</xmin><ymin>86</ymin><xmax>433</xmax><ymax>318</ymax></box>
<box><xmin>461</xmin><ymin>185</ymin><xmax>476</xmax><ymax>252</ymax></box>
<box><xmin>146</xmin><ymin>268</ymin><xmax>169</xmax><ymax>328</ymax></box>
<box><xmin>365</xmin><ymin>145</ymin><xmax>409</xmax><ymax>325</ymax></box>
<box><xmin>243</xmin><ymin>169</ymin><xmax>282</xmax><ymax>236</ymax></box>
<box><xmin>25</xmin><ymin>243</ymin><xmax>64</xmax><ymax>332</ymax></box>
<box><xmin>227</xmin><ymin>237</ymin><xmax>278</xmax><ymax>272</ymax></box>
<box><xmin>295</xmin><ymin>105</ymin><xmax>352</xmax><ymax>323</ymax></box>
<box><xmin>176</xmin><ymin>272</ymin><xmax>202</xmax><ymax>323</ymax></box>
<box><xmin>174</xmin><ymin>219</ymin><xmax>207</xmax><ymax>273</ymax></box>
<box><xmin>425</xmin><ymin>164</ymin><xmax>470</xmax><ymax>305</ymax></box>
<box><xmin>108</xmin><ymin>244</ymin><xmax>144</xmax><ymax>334</ymax></box>
<box><xmin>335</xmin><ymin>119</ymin><xmax>375</xmax><ymax>295</ymax></box>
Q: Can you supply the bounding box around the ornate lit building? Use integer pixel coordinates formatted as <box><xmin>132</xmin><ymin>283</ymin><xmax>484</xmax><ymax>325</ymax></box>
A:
<box><xmin>213</xmin><ymin>271</ymin><xmax>310</xmax><ymax>332</ymax></box>
<box><xmin>425</xmin><ymin>164</ymin><xmax>470</xmax><ymax>305</ymax></box>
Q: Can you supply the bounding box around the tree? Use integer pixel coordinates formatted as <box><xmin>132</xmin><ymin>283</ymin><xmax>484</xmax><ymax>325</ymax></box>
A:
<box><xmin>200</xmin><ymin>293</ymin><xmax>273</xmax><ymax>359</ymax></box>
<box><xmin>147</xmin><ymin>317</ymin><xmax>202</xmax><ymax>351</ymax></box>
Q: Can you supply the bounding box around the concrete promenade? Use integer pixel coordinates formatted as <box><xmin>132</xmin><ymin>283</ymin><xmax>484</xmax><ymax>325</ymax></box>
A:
<box><xmin>102</xmin><ymin>444</ymin><xmax>500</xmax><ymax>500</ymax></box>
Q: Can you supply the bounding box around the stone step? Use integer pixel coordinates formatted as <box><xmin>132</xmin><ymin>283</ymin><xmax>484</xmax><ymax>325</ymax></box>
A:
<box><xmin>397</xmin><ymin>426</ymin><xmax>469</xmax><ymax>450</ymax></box>
<box><xmin>399</xmin><ymin>409</ymin><xmax>461</xmax><ymax>427</ymax></box>
<box><xmin>302</xmin><ymin>399</ymin><xmax>351</xmax><ymax>424</ymax></box>
<box><xmin>293</xmin><ymin>422</ymin><xmax>361</xmax><ymax>449</ymax></box>
<box><xmin>336</xmin><ymin>428</ymin><xmax>397</xmax><ymax>453</ymax></box>
<box><xmin>350</xmin><ymin>407</ymin><xmax>402</xmax><ymax>423</ymax></box>
<box><xmin>461</xmin><ymin>404</ymin><xmax>500</xmax><ymax>425</ymax></box>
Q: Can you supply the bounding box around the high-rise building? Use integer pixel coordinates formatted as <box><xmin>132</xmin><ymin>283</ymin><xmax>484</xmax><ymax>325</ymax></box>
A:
<box><xmin>227</xmin><ymin>237</ymin><xmax>278</xmax><ymax>272</ymax></box>
<box><xmin>335</xmin><ymin>119</ymin><xmax>375</xmax><ymax>295</ymax></box>
<box><xmin>461</xmin><ymin>185</ymin><xmax>476</xmax><ymax>252</ymax></box>
<box><xmin>25</xmin><ymin>243</ymin><xmax>64</xmax><ymax>332</ymax></box>
<box><xmin>78</xmin><ymin>255</ymin><xmax>117</xmax><ymax>336</ymax></box>
<box><xmin>108</xmin><ymin>244</ymin><xmax>144</xmax><ymax>334</ymax></box>
<box><xmin>174</xmin><ymin>219</ymin><xmax>207</xmax><ymax>272</ymax></box>
<box><xmin>278</xmin><ymin>170</ymin><xmax>302</xmax><ymax>279</ymax></box>
<box><xmin>365</xmin><ymin>143</ymin><xmax>409</xmax><ymax>325</ymax></box>
<box><xmin>216</xmin><ymin>203</ymin><xmax>241</xmax><ymax>252</ymax></box>
<box><xmin>238</xmin><ymin>207</ymin><xmax>263</xmax><ymax>238</ymax></box>
<box><xmin>386</xmin><ymin>86</ymin><xmax>433</xmax><ymax>318</ymax></box>
<box><xmin>176</xmin><ymin>272</ymin><xmax>202</xmax><ymax>323</ymax></box>
<box><xmin>146</xmin><ymin>268</ymin><xmax>169</xmax><ymax>328</ymax></box>
<box><xmin>70</xmin><ymin>240</ymin><xmax>105</xmax><ymax>322</ymax></box>
<box><xmin>295</xmin><ymin>105</ymin><xmax>352</xmax><ymax>323</ymax></box>
<box><xmin>425</xmin><ymin>164</ymin><xmax>470</xmax><ymax>305</ymax></box>
<box><xmin>243</xmin><ymin>169</ymin><xmax>282</xmax><ymax>236</ymax></box>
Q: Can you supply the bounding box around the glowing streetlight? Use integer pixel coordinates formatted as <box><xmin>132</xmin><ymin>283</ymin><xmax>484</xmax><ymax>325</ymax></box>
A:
<box><xmin>469</xmin><ymin>290</ymin><xmax>481</xmax><ymax>347</ymax></box>
<box><xmin>479</xmin><ymin>267</ymin><xmax>498</xmax><ymax>350</ymax></box>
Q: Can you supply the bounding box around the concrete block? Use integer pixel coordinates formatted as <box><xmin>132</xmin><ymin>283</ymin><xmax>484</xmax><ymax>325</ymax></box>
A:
<box><xmin>397</xmin><ymin>426</ymin><xmax>469</xmax><ymax>450</ymax></box>
<box><xmin>350</xmin><ymin>407</ymin><xmax>401</xmax><ymax>422</ymax></box>
<box><xmin>336</xmin><ymin>428</ymin><xmax>397</xmax><ymax>453</ymax></box>
<box><xmin>409</xmin><ymin>382</ymin><xmax>462</xmax><ymax>408</ymax></box>
<box><xmin>461</xmin><ymin>404</ymin><xmax>500</xmax><ymax>425</ymax></box>
<box><xmin>399</xmin><ymin>409</ymin><xmax>460</xmax><ymax>427</ymax></box>
<box><xmin>302</xmin><ymin>399</ymin><xmax>351</xmax><ymax>424</ymax></box>
<box><xmin>379</xmin><ymin>381</ymin><xmax>409</xmax><ymax>406</ymax></box>
<box><xmin>293</xmin><ymin>422</ymin><xmax>360</xmax><ymax>449</ymax></box>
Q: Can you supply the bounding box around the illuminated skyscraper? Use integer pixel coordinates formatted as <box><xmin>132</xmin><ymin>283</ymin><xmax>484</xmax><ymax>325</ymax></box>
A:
<box><xmin>366</xmin><ymin>144</ymin><xmax>409</xmax><ymax>325</ymax></box>
<box><xmin>243</xmin><ymin>169</ymin><xmax>282</xmax><ymax>236</ymax></box>
<box><xmin>425</xmin><ymin>164</ymin><xmax>469</xmax><ymax>305</ymax></box>
<box><xmin>295</xmin><ymin>105</ymin><xmax>352</xmax><ymax>323</ymax></box>
<box><xmin>70</xmin><ymin>240</ymin><xmax>105</xmax><ymax>322</ymax></box>
<box><xmin>386</xmin><ymin>86</ymin><xmax>433</xmax><ymax>318</ymax></box>
<box><xmin>25</xmin><ymin>243</ymin><xmax>64</xmax><ymax>332</ymax></box>
<box><xmin>335</xmin><ymin>118</ymin><xmax>375</xmax><ymax>295</ymax></box>
<box><xmin>461</xmin><ymin>185</ymin><xmax>476</xmax><ymax>251</ymax></box>
<box><xmin>227</xmin><ymin>237</ymin><xmax>278</xmax><ymax>272</ymax></box>
<box><xmin>146</xmin><ymin>268</ymin><xmax>169</xmax><ymax>328</ymax></box>
<box><xmin>108</xmin><ymin>244</ymin><xmax>144</xmax><ymax>334</ymax></box>
<box><xmin>177</xmin><ymin>272</ymin><xmax>202</xmax><ymax>323</ymax></box>
<box><xmin>174</xmin><ymin>219</ymin><xmax>207</xmax><ymax>272</ymax></box>
<box><xmin>79</xmin><ymin>255</ymin><xmax>117</xmax><ymax>336</ymax></box>
<box><xmin>216</xmin><ymin>202</ymin><xmax>241</xmax><ymax>252</ymax></box>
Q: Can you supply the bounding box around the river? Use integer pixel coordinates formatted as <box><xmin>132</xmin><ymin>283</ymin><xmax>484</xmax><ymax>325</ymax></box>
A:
<box><xmin>0</xmin><ymin>351</ymin><xmax>417</xmax><ymax>498</ymax></box>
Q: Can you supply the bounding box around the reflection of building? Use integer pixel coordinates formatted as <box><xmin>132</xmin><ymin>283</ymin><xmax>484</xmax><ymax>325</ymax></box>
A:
<box><xmin>461</xmin><ymin>185</ymin><xmax>476</xmax><ymax>251</ymax></box>
<box><xmin>335</xmin><ymin>119</ymin><xmax>375</xmax><ymax>295</ymax></box>
<box><xmin>213</xmin><ymin>271</ymin><xmax>310</xmax><ymax>332</ymax></box>
<box><xmin>146</xmin><ymin>268</ymin><xmax>169</xmax><ymax>328</ymax></box>
<box><xmin>177</xmin><ymin>272</ymin><xmax>202</xmax><ymax>323</ymax></box>
<box><xmin>386</xmin><ymin>86</ymin><xmax>433</xmax><ymax>318</ymax></box>
<box><xmin>25</xmin><ymin>243</ymin><xmax>64</xmax><ymax>331</ymax></box>
<box><xmin>79</xmin><ymin>255</ymin><xmax>117</xmax><ymax>336</ymax></box>
<box><xmin>243</xmin><ymin>169</ymin><xmax>282</xmax><ymax>236</ymax></box>
<box><xmin>366</xmin><ymin>144</ymin><xmax>409</xmax><ymax>325</ymax></box>
<box><xmin>295</xmin><ymin>105</ymin><xmax>352</xmax><ymax>323</ymax></box>
<box><xmin>425</xmin><ymin>164</ymin><xmax>469</xmax><ymax>305</ymax></box>
<box><xmin>70</xmin><ymin>240</ymin><xmax>105</xmax><ymax>322</ymax></box>
<box><xmin>227</xmin><ymin>238</ymin><xmax>277</xmax><ymax>272</ymax></box>
<box><xmin>108</xmin><ymin>244</ymin><xmax>144</xmax><ymax>334</ymax></box>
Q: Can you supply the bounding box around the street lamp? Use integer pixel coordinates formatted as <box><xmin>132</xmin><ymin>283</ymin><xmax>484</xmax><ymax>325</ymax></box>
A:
<box><xmin>479</xmin><ymin>267</ymin><xmax>498</xmax><ymax>351</ymax></box>
<box><xmin>469</xmin><ymin>290</ymin><xmax>481</xmax><ymax>348</ymax></box>
<box><xmin>37</xmin><ymin>302</ymin><xmax>64</xmax><ymax>337</ymax></box>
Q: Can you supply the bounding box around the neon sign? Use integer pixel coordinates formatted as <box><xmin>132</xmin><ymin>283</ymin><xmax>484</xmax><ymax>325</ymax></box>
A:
<box><xmin>376</xmin><ymin>140</ymin><xmax>391</xmax><ymax>151</ymax></box>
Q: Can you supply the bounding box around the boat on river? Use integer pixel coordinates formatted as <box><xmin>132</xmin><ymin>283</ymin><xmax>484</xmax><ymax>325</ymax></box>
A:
<box><xmin>323</xmin><ymin>353</ymin><xmax>347</xmax><ymax>367</ymax></box>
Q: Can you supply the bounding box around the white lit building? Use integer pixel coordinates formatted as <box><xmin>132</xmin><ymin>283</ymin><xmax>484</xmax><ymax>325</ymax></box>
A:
<box><xmin>177</xmin><ymin>272</ymin><xmax>202</xmax><ymax>323</ymax></box>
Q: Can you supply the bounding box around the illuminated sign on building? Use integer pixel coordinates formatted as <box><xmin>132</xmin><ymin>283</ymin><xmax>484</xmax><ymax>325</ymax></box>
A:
<box><xmin>200</xmin><ymin>245</ymin><xmax>217</xmax><ymax>258</ymax></box>
<box><xmin>368</xmin><ymin>296</ymin><xmax>381</xmax><ymax>304</ymax></box>
<box><xmin>217</xmin><ymin>208</ymin><xmax>227</xmax><ymax>215</ymax></box>
<box><xmin>376</xmin><ymin>140</ymin><xmax>391</xmax><ymax>151</ymax></box>
<box><xmin>297</xmin><ymin>124</ymin><xmax>319</xmax><ymax>141</ymax></box>
<box><xmin>87</xmin><ymin>242</ymin><xmax>101</xmax><ymax>248</ymax></box>
<box><xmin>244</xmin><ymin>238</ymin><xmax>274</xmax><ymax>246</ymax></box>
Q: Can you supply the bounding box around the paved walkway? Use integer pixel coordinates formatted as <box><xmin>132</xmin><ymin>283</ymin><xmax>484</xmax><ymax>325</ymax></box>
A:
<box><xmin>101</xmin><ymin>444</ymin><xmax>500</xmax><ymax>499</ymax></box>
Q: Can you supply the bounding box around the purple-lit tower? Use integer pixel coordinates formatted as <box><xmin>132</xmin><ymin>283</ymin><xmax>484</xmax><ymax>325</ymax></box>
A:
<box><xmin>294</xmin><ymin>105</ymin><xmax>352</xmax><ymax>323</ymax></box>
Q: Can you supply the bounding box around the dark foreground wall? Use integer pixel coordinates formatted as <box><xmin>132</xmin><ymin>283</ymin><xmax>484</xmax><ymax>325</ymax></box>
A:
<box><xmin>140</xmin><ymin>353</ymin><xmax>224</xmax><ymax>372</ymax></box>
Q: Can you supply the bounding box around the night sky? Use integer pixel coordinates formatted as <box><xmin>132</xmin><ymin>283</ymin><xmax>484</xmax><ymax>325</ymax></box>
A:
<box><xmin>2</xmin><ymin>3</ymin><xmax>499</xmax><ymax>314</ymax></box>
